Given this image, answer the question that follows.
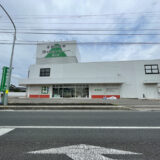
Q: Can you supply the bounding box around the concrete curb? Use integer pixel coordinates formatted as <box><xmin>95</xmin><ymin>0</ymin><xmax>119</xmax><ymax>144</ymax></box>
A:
<box><xmin>0</xmin><ymin>105</ymin><xmax>131</xmax><ymax>110</ymax></box>
<box><xmin>8</xmin><ymin>103</ymin><xmax>113</xmax><ymax>105</ymax></box>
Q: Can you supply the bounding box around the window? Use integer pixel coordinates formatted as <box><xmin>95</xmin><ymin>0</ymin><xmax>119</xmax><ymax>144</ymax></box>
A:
<box><xmin>62</xmin><ymin>44</ymin><xmax>66</xmax><ymax>47</ymax></box>
<box><xmin>52</xmin><ymin>84</ymin><xmax>89</xmax><ymax>98</ymax></box>
<box><xmin>144</xmin><ymin>64</ymin><xmax>159</xmax><ymax>74</ymax></box>
<box><xmin>47</xmin><ymin>46</ymin><xmax>50</xmax><ymax>49</ymax></box>
<box><xmin>40</xmin><ymin>68</ymin><xmax>50</xmax><ymax>77</ymax></box>
<box><xmin>41</xmin><ymin>86</ymin><xmax>49</xmax><ymax>94</ymax></box>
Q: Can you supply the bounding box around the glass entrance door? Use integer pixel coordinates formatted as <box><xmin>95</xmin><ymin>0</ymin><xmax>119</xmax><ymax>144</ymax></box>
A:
<box><xmin>52</xmin><ymin>84</ymin><xmax>89</xmax><ymax>98</ymax></box>
<box><xmin>63</xmin><ymin>88</ymin><xmax>75</xmax><ymax>98</ymax></box>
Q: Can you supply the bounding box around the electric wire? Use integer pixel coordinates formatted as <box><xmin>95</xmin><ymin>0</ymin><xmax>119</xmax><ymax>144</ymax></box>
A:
<box><xmin>1</xmin><ymin>22</ymin><xmax>160</xmax><ymax>25</ymax></box>
<box><xmin>0</xmin><ymin>31</ymin><xmax>160</xmax><ymax>36</ymax></box>
<box><xmin>1</xmin><ymin>28</ymin><xmax>160</xmax><ymax>31</ymax></box>
<box><xmin>0</xmin><ymin>41</ymin><xmax>160</xmax><ymax>45</ymax></box>
<box><xmin>2</xmin><ymin>12</ymin><xmax>160</xmax><ymax>19</ymax></box>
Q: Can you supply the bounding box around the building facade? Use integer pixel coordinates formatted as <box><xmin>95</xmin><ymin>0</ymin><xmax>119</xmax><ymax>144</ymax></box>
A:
<box><xmin>19</xmin><ymin>41</ymin><xmax>160</xmax><ymax>99</ymax></box>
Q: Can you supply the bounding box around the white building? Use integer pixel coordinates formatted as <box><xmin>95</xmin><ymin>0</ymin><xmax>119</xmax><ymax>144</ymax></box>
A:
<box><xmin>19</xmin><ymin>41</ymin><xmax>160</xmax><ymax>99</ymax></box>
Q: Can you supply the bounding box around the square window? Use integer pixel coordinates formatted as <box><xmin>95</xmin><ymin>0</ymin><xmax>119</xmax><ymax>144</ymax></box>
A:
<box><xmin>145</xmin><ymin>66</ymin><xmax>151</xmax><ymax>69</ymax></box>
<box><xmin>152</xmin><ymin>65</ymin><xmax>158</xmax><ymax>69</ymax></box>
<box><xmin>145</xmin><ymin>70</ymin><xmax>152</xmax><ymax>74</ymax></box>
<box><xmin>40</xmin><ymin>68</ymin><xmax>50</xmax><ymax>77</ymax></box>
<box><xmin>152</xmin><ymin>70</ymin><xmax>159</xmax><ymax>74</ymax></box>
<box><xmin>144</xmin><ymin>64</ymin><xmax>159</xmax><ymax>74</ymax></box>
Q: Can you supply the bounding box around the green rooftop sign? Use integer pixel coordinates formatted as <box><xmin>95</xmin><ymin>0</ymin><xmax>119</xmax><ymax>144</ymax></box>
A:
<box><xmin>45</xmin><ymin>44</ymin><xmax>67</xmax><ymax>58</ymax></box>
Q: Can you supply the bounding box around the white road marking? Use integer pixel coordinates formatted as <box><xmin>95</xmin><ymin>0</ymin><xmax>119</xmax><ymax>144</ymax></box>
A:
<box><xmin>0</xmin><ymin>128</ymin><xmax>15</xmax><ymax>136</ymax></box>
<box><xmin>0</xmin><ymin>110</ymin><xmax>15</xmax><ymax>112</ymax></box>
<box><xmin>29</xmin><ymin>144</ymin><xmax>142</xmax><ymax>160</ymax></box>
<box><xmin>0</xmin><ymin>110</ymin><xmax>132</xmax><ymax>112</ymax></box>
<box><xmin>0</xmin><ymin>126</ymin><xmax>160</xmax><ymax>129</ymax></box>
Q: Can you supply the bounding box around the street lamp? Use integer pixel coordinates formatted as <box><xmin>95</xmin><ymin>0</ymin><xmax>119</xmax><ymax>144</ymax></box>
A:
<box><xmin>0</xmin><ymin>4</ymin><xmax>16</xmax><ymax>105</ymax></box>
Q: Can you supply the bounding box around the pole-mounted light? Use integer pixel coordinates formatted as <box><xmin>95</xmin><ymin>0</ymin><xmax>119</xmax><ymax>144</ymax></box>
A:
<box><xmin>0</xmin><ymin>4</ymin><xmax>16</xmax><ymax>105</ymax></box>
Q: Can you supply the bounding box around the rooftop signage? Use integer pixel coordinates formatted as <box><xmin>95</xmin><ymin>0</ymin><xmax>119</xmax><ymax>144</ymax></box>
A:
<box><xmin>45</xmin><ymin>44</ymin><xmax>67</xmax><ymax>58</ymax></box>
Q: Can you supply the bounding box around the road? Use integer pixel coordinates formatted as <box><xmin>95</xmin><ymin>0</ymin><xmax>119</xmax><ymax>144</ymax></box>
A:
<box><xmin>0</xmin><ymin>110</ymin><xmax>160</xmax><ymax>160</ymax></box>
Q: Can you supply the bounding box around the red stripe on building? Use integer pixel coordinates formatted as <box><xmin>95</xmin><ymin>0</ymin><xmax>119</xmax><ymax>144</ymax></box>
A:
<box><xmin>40</xmin><ymin>95</ymin><xmax>50</xmax><ymax>98</ymax></box>
<box><xmin>29</xmin><ymin>95</ymin><xmax>50</xmax><ymax>98</ymax></box>
<box><xmin>92</xmin><ymin>95</ymin><xmax>120</xmax><ymax>99</ymax></box>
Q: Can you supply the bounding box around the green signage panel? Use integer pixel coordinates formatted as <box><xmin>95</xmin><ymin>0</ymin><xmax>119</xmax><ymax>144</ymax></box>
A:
<box><xmin>0</xmin><ymin>66</ymin><xmax>9</xmax><ymax>92</ymax></box>
<box><xmin>94</xmin><ymin>88</ymin><xmax>102</xmax><ymax>91</ymax></box>
<box><xmin>41</xmin><ymin>86</ymin><xmax>49</xmax><ymax>94</ymax></box>
<box><xmin>45</xmin><ymin>44</ymin><xmax>67</xmax><ymax>58</ymax></box>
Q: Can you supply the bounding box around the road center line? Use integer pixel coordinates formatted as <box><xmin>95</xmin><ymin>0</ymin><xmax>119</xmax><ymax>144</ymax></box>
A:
<box><xmin>0</xmin><ymin>126</ymin><xmax>160</xmax><ymax>129</ymax></box>
<box><xmin>0</xmin><ymin>128</ymin><xmax>15</xmax><ymax>136</ymax></box>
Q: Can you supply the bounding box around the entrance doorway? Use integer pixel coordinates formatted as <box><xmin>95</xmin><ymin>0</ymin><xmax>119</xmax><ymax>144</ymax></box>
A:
<box><xmin>52</xmin><ymin>84</ymin><xmax>89</xmax><ymax>98</ymax></box>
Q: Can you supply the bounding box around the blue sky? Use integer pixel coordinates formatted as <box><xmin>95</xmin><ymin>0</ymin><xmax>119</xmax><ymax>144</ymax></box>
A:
<box><xmin>0</xmin><ymin>0</ymin><xmax>160</xmax><ymax>85</ymax></box>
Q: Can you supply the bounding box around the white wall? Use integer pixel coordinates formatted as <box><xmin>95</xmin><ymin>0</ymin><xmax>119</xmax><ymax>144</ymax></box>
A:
<box><xmin>20</xmin><ymin>59</ymin><xmax>160</xmax><ymax>99</ymax></box>
<box><xmin>144</xmin><ymin>84</ymin><xmax>159</xmax><ymax>99</ymax></box>
<box><xmin>36</xmin><ymin>41</ymin><xmax>80</xmax><ymax>64</ymax></box>
<box><xmin>27</xmin><ymin>85</ymin><xmax>52</xmax><ymax>97</ymax></box>
<box><xmin>89</xmin><ymin>84</ymin><xmax>121</xmax><ymax>98</ymax></box>
<box><xmin>8</xmin><ymin>92</ymin><xmax>26</xmax><ymax>97</ymax></box>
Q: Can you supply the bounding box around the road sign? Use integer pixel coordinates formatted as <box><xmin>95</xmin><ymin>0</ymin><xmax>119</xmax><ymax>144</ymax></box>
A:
<box><xmin>29</xmin><ymin>144</ymin><xmax>141</xmax><ymax>160</ymax></box>
<box><xmin>0</xmin><ymin>66</ymin><xmax>9</xmax><ymax>92</ymax></box>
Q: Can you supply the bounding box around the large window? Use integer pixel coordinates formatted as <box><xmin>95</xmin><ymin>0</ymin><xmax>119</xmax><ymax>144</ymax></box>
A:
<box><xmin>52</xmin><ymin>84</ymin><xmax>89</xmax><ymax>98</ymax></box>
<box><xmin>144</xmin><ymin>64</ymin><xmax>159</xmax><ymax>74</ymax></box>
<box><xmin>40</xmin><ymin>68</ymin><xmax>50</xmax><ymax>77</ymax></box>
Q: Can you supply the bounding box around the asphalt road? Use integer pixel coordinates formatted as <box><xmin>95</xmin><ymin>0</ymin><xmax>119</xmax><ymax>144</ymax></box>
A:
<box><xmin>0</xmin><ymin>110</ymin><xmax>160</xmax><ymax>160</ymax></box>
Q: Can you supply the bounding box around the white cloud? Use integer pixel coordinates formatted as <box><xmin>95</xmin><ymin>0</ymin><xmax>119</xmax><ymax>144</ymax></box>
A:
<box><xmin>0</xmin><ymin>0</ymin><xmax>160</xmax><ymax>85</ymax></box>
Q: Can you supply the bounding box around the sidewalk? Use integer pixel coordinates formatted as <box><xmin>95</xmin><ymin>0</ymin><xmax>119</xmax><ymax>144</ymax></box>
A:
<box><xmin>8</xmin><ymin>97</ymin><xmax>160</xmax><ymax>105</ymax></box>
<box><xmin>128</xmin><ymin>105</ymin><xmax>160</xmax><ymax>111</ymax></box>
<box><xmin>0</xmin><ymin>97</ymin><xmax>160</xmax><ymax>111</ymax></box>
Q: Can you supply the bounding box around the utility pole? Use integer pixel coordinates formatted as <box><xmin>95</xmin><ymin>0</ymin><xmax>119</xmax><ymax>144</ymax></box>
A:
<box><xmin>0</xmin><ymin>4</ymin><xmax>16</xmax><ymax>105</ymax></box>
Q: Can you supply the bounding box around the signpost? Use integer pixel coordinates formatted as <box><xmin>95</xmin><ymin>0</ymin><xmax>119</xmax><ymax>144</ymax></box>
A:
<box><xmin>0</xmin><ymin>66</ymin><xmax>9</xmax><ymax>104</ymax></box>
<box><xmin>0</xmin><ymin>4</ymin><xmax>16</xmax><ymax>106</ymax></box>
<box><xmin>0</xmin><ymin>66</ymin><xmax>9</xmax><ymax>91</ymax></box>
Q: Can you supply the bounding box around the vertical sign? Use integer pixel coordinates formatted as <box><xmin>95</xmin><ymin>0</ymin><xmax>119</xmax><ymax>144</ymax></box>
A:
<box><xmin>0</xmin><ymin>66</ymin><xmax>9</xmax><ymax>92</ymax></box>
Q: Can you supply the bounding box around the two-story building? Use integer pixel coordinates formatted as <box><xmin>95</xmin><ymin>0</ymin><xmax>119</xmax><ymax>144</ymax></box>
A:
<box><xmin>19</xmin><ymin>40</ymin><xmax>160</xmax><ymax>99</ymax></box>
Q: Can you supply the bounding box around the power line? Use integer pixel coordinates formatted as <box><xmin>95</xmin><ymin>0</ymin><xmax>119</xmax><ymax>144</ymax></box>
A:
<box><xmin>1</xmin><ymin>28</ymin><xmax>160</xmax><ymax>31</ymax></box>
<box><xmin>0</xmin><ymin>41</ymin><xmax>160</xmax><ymax>45</ymax></box>
<box><xmin>0</xmin><ymin>31</ymin><xmax>160</xmax><ymax>36</ymax></box>
<box><xmin>2</xmin><ymin>12</ymin><xmax>160</xmax><ymax>19</ymax></box>
<box><xmin>1</xmin><ymin>19</ymin><xmax>160</xmax><ymax>27</ymax></box>
<box><xmin>1</xmin><ymin>39</ymin><xmax>160</xmax><ymax>43</ymax></box>
<box><xmin>1</xmin><ymin>21</ymin><xmax>160</xmax><ymax>24</ymax></box>
<box><xmin>1</xmin><ymin>12</ymin><xmax>160</xmax><ymax>26</ymax></box>
<box><xmin>1</xmin><ymin>16</ymin><xmax>160</xmax><ymax>22</ymax></box>
<box><xmin>7</xmin><ymin>15</ymin><xmax>160</xmax><ymax>20</ymax></box>
<box><xmin>4</xmin><ymin>11</ymin><xmax>160</xmax><ymax>17</ymax></box>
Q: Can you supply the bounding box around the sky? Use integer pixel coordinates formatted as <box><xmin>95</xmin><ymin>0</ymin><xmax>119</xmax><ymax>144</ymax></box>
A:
<box><xmin>0</xmin><ymin>0</ymin><xmax>160</xmax><ymax>86</ymax></box>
